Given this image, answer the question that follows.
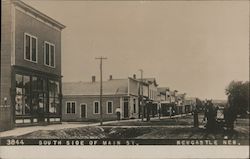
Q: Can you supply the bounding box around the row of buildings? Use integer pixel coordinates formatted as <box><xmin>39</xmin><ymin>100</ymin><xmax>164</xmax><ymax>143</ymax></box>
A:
<box><xmin>62</xmin><ymin>75</ymin><xmax>197</xmax><ymax>122</ymax></box>
<box><xmin>0</xmin><ymin>0</ymin><xmax>197</xmax><ymax>131</ymax></box>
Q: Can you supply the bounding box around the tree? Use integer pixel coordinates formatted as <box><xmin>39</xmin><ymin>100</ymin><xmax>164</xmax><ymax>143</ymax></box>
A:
<box><xmin>225</xmin><ymin>81</ymin><xmax>249</xmax><ymax>116</ymax></box>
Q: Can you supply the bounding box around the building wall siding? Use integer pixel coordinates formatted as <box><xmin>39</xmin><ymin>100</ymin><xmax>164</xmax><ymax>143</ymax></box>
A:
<box><xmin>0</xmin><ymin>1</ymin><xmax>14</xmax><ymax>131</ymax></box>
<box><xmin>62</xmin><ymin>95</ymin><xmax>122</xmax><ymax>121</ymax></box>
<box><xmin>14</xmin><ymin>8</ymin><xmax>61</xmax><ymax>76</ymax></box>
<box><xmin>129</xmin><ymin>78</ymin><xmax>139</xmax><ymax>96</ymax></box>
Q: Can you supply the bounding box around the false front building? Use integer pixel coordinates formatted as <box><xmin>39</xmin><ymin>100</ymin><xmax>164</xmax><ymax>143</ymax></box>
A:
<box><xmin>0</xmin><ymin>0</ymin><xmax>65</xmax><ymax>131</ymax></box>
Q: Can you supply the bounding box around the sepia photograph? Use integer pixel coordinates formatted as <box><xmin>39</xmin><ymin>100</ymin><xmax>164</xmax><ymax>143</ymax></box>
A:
<box><xmin>0</xmin><ymin>0</ymin><xmax>249</xmax><ymax>158</ymax></box>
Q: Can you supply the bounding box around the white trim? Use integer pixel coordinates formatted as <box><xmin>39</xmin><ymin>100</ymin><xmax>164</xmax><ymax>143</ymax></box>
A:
<box><xmin>24</xmin><ymin>32</ymin><xmax>38</xmax><ymax>63</ymax></box>
<box><xmin>23</xmin><ymin>119</ymin><xmax>31</xmax><ymax>123</ymax></box>
<box><xmin>127</xmin><ymin>78</ymin><xmax>130</xmax><ymax>96</ymax></box>
<box><xmin>15</xmin><ymin>119</ymin><xmax>23</xmax><ymax>124</ymax></box>
<box><xmin>106</xmin><ymin>101</ymin><xmax>113</xmax><ymax>114</ymax></box>
<box><xmin>65</xmin><ymin>101</ymin><xmax>76</xmax><ymax>114</ymax></box>
<box><xmin>80</xmin><ymin>103</ymin><xmax>87</xmax><ymax>118</ymax></box>
<box><xmin>44</xmin><ymin>41</ymin><xmax>56</xmax><ymax>68</ymax></box>
<box><xmin>120</xmin><ymin>97</ymin><xmax>123</xmax><ymax>119</ymax></box>
<box><xmin>11</xmin><ymin>4</ymin><xmax>16</xmax><ymax>66</ymax></box>
<box><xmin>49</xmin><ymin>118</ymin><xmax>55</xmax><ymax>122</ymax></box>
<box><xmin>15</xmin><ymin>6</ymin><xmax>62</xmax><ymax>32</ymax></box>
<box><xmin>93</xmin><ymin>101</ymin><xmax>100</xmax><ymax>114</ymax></box>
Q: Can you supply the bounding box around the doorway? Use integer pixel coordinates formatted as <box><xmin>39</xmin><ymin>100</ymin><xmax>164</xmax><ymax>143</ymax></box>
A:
<box><xmin>123</xmin><ymin>100</ymin><xmax>129</xmax><ymax>118</ymax></box>
<box><xmin>80</xmin><ymin>104</ymin><xmax>87</xmax><ymax>118</ymax></box>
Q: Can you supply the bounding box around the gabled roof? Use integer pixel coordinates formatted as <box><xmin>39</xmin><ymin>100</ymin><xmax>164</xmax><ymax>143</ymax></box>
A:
<box><xmin>13</xmin><ymin>0</ymin><xmax>65</xmax><ymax>30</ymax></box>
<box><xmin>63</xmin><ymin>79</ymin><xmax>128</xmax><ymax>96</ymax></box>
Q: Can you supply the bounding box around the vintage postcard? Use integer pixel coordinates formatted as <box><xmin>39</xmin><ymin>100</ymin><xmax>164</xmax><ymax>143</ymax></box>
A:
<box><xmin>0</xmin><ymin>0</ymin><xmax>249</xmax><ymax>158</ymax></box>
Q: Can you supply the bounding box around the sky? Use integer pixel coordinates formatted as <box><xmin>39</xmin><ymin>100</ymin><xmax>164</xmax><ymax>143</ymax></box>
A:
<box><xmin>23</xmin><ymin>0</ymin><xmax>249</xmax><ymax>100</ymax></box>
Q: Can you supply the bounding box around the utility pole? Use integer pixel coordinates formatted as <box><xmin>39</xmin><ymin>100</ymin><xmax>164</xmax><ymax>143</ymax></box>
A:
<box><xmin>95</xmin><ymin>56</ymin><xmax>107</xmax><ymax>126</ymax></box>
<box><xmin>139</xmin><ymin>69</ymin><xmax>143</xmax><ymax>121</ymax></box>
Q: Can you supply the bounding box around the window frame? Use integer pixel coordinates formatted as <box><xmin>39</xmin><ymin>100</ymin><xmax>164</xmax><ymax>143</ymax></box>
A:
<box><xmin>65</xmin><ymin>101</ymin><xmax>76</xmax><ymax>114</ymax></box>
<box><xmin>24</xmin><ymin>33</ymin><xmax>38</xmax><ymax>63</ymax></box>
<box><xmin>93</xmin><ymin>101</ymin><xmax>100</xmax><ymax>114</ymax></box>
<box><xmin>44</xmin><ymin>41</ymin><xmax>56</xmax><ymax>68</ymax></box>
<box><xmin>106</xmin><ymin>101</ymin><xmax>113</xmax><ymax>114</ymax></box>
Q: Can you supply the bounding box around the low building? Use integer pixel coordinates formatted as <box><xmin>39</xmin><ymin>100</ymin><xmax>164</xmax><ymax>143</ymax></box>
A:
<box><xmin>157</xmin><ymin>88</ymin><xmax>178</xmax><ymax>116</ymax></box>
<box><xmin>157</xmin><ymin>87</ymin><xmax>171</xmax><ymax>116</ymax></box>
<box><xmin>62</xmin><ymin>76</ymin><xmax>140</xmax><ymax>121</ymax></box>
<box><xmin>175</xmin><ymin>93</ymin><xmax>186</xmax><ymax>114</ymax></box>
<box><xmin>1</xmin><ymin>0</ymin><xmax>65</xmax><ymax>131</ymax></box>
<box><xmin>184</xmin><ymin>97</ymin><xmax>197</xmax><ymax>113</ymax></box>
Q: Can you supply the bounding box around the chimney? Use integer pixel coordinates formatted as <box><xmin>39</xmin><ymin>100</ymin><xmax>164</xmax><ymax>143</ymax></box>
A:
<box><xmin>92</xmin><ymin>76</ymin><xmax>96</xmax><ymax>82</ymax></box>
<box><xmin>109</xmin><ymin>75</ymin><xmax>113</xmax><ymax>80</ymax></box>
<box><xmin>133</xmin><ymin>74</ymin><xmax>136</xmax><ymax>79</ymax></box>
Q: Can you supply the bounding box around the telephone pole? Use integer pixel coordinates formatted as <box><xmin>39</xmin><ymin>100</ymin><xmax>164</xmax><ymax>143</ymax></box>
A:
<box><xmin>139</xmin><ymin>69</ymin><xmax>144</xmax><ymax>121</ymax></box>
<box><xmin>95</xmin><ymin>56</ymin><xmax>107</xmax><ymax>126</ymax></box>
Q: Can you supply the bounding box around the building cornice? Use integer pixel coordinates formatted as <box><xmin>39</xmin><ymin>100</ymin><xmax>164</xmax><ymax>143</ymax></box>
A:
<box><xmin>13</xmin><ymin>0</ymin><xmax>65</xmax><ymax>30</ymax></box>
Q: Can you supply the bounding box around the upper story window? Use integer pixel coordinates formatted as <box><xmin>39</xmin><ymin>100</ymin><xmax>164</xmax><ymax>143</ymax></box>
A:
<box><xmin>44</xmin><ymin>41</ymin><xmax>55</xmax><ymax>68</ymax></box>
<box><xmin>24</xmin><ymin>33</ymin><xmax>37</xmax><ymax>63</ymax></box>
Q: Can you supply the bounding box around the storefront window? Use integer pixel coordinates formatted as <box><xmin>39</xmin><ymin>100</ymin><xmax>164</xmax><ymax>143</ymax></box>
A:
<box><xmin>37</xmin><ymin>78</ymin><xmax>43</xmax><ymax>91</ymax></box>
<box><xmin>55</xmin><ymin>81</ymin><xmax>59</xmax><ymax>97</ymax></box>
<box><xmin>49</xmin><ymin>80</ymin><xmax>54</xmax><ymax>97</ymax></box>
<box><xmin>24</xmin><ymin>95</ymin><xmax>31</xmax><ymax>114</ymax></box>
<box><xmin>32</xmin><ymin>76</ymin><xmax>37</xmax><ymax>91</ymax></box>
<box><xmin>15</xmin><ymin>94</ymin><xmax>23</xmax><ymax>115</ymax></box>
<box><xmin>55</xmin><ymin>98</ymin><xmax>59</xmax><ymax>113</ymax></box>
<box><xmin>48</xmin><ymin>80</ymin><xmax>60</xmax><ymax>114</ymax></box>
<box><xmin>15</xmin><ymin>74</ymin><xmax>31</xmax><ymax>115</ymax></box>
<box><xmin>16</xmin><ymin>74</ymin><xmax>23</xmax><ymax>87</ymax></box>
<box><xmin>49</xmin><ymin>98</ymin><xmax>55</xmax><ymax>113</ymax></box>
<box><xmin>31</xmin><ymin>93</ymin><xmax>38</xmax><ymax>114</ymax></box>
<box><xmin>23</xmin><ymin>75</ymin><xmax>30</xmax><ymax>95</ymax></box>
<box><xmin>15</xmin><ymin>73</ymin><xmax>60</xmax><ymax>117</ymax></box>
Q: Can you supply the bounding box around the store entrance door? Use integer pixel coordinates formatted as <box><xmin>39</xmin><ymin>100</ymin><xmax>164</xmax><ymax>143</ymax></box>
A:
<box><xmin>32</xmin><ymin>92</ymin><xmax>46</xmax><ymax>123</ymax></box>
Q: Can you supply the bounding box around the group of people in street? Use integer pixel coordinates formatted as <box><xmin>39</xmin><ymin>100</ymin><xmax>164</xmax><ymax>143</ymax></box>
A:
<box><xmin>114</xmin><ymin>99</ymin><xmax>233</xmax><ymax>132</ymax></box>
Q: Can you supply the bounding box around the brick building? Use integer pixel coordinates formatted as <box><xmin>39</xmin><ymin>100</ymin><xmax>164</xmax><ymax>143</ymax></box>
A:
<box><xmin>1</xmin><ymin>0</ymin><xmax>65</xmax><ymax>131</ymax></box>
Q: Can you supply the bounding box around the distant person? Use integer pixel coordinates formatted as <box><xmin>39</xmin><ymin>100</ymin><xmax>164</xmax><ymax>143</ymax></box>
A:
<box><xmin>205</xmin><ymin>101</ymin><xmax>217</xmax><ymax>131</ymax></box>
<box><xmin>193</xmin><ymin>108</ymin><xmax>199</xmax><ymax>127</ymax></box>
